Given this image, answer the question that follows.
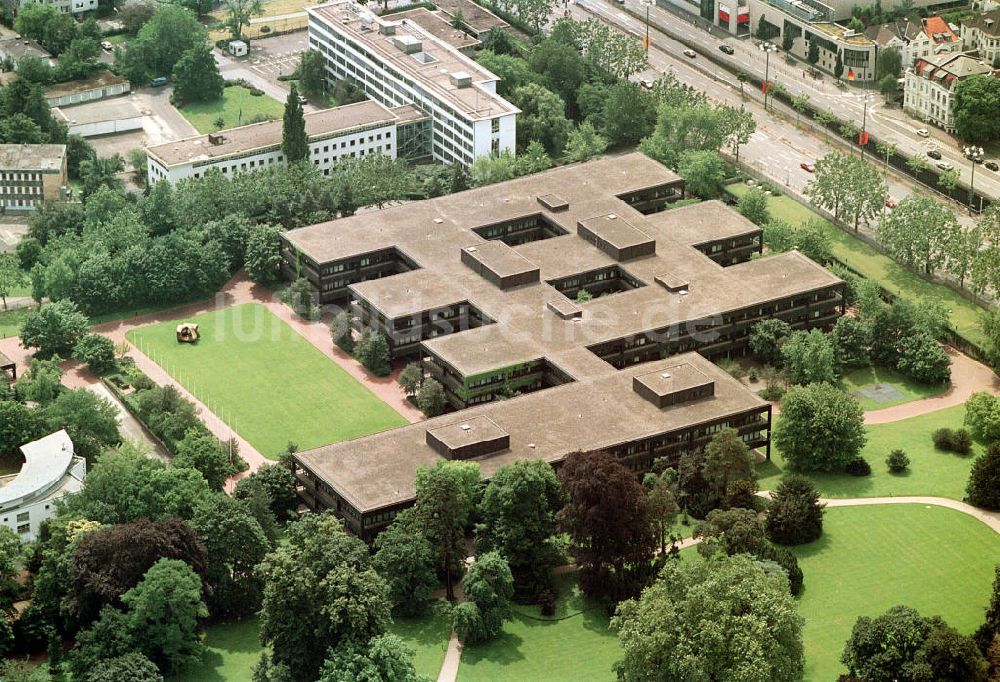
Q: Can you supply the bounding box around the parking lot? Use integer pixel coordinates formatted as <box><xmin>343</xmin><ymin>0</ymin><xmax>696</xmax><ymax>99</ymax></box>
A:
<box><xmin>244</xmin><ymin>33</ymin><xmax>310</xmax><ymax>84</ymax></box>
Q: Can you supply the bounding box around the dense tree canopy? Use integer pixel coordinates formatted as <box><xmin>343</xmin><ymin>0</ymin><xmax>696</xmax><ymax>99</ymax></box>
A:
<box><xmin>773</xmin><ymin>382</ymin><xmax>867</xmax><ymax>472</ymax></box>
<box><xmin>953</xmin><ymin>75</ymin><xmax>1000</xmax><ymax>143</ymax></box>
<box><xmin>115</xmin><ymin>5</ymin><xmax>208</xmax><ymax>82</ymax></box>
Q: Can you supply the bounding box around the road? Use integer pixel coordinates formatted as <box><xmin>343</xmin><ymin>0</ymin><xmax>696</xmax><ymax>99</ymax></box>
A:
<box><xmin>578</xmin><ymin>0</ymin><xmax>1000</xmax><ymax>201</ymax></box>
<box><xmin>569</xmin><ymin>0</ymin><xmax>975</xmax><ymax>231</ymax></box>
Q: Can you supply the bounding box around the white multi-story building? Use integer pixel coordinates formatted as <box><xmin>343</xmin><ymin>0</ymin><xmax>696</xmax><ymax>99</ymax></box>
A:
<box><xmin>306</xmin><ymin>0</ymin><xmax>518</xmax><ymax>166</ymax></box>
<box><xmin>146</xmin><ymin>100</ymin><xmax>428</xmax><ymax>185</ymax></box>
<box><xmin>0</xmin><ymin>430</ymin><xmax>86</xmax><ymax>542</ymax></box>
<box><xmin>4</xmin><ymin>0</ymin><xmax>97</xmax><ymax>16</ymax></box>
<box><xmin>962</xmin><ymin>9</ymin><xmax>1000</xmax><ymax>65</ymax></box>
<box><xmin>904</xmin><ymin>52</ymin><xmax>996</xmax><ymax>132</ymax></box>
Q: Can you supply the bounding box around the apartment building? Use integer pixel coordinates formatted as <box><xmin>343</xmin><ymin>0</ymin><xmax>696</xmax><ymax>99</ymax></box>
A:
<box><xmin>3</xmin><ymin>0</ymin><xmax>96</xmax><ymax>16</ymax></box>
<box><xmin>0</xmin><ymin>25</ymin><xmax>52</xmax><ymax>66</ymax></box>
<box><xmin>0</xmin><ymin>144</ymin><xmax>67</xmax><ymax>212</ymax></box>
<box><xmin>962</xmin><ymin>9</ymin><xmax>1000</xmax><ymax>65</ymax></box>
<box><xmin>306</xmin><ymin>0</ymin><xmax>518</xmax><ymax>166</ymax></box>
<box><xmin>904</xmin><ymin>52</ymin><xmax>995</xmax><ymax>132</ymax></box>
<box><xmin>281</xmin><ymin>153</ymin><xmax>843</xmax><ymax>411</ymax></box>
<box><xmin>146</xmin><ymin>100</ymin><xmax>428</xmax><ymax>184</ymax></box>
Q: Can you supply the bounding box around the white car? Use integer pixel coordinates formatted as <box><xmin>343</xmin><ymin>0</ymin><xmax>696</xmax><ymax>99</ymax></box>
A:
<box><xmin>916</xmin><ymin>129</ymin><xmax>930</xmax><ymax>138</ymax></box>
<box><xmin>937</xmin><ymin>161</ymin><xmax>954</xmax><ymax>171</ymax></box>
<box><xmin>683</xmin><ymin>49</ymin><xmax>696</xmax><ymax>58</ymax></box>
<box><xmin>100</xmin><ymin>41</ymin><xmax>113</xmax><ymax>52</ymax></box>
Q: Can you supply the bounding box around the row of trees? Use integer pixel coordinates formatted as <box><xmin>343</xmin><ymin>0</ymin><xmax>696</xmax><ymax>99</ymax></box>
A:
<box><xmin>12</xmin><ymin>9</ymin><xmax>104</xmax><ymax>82</ymax></box>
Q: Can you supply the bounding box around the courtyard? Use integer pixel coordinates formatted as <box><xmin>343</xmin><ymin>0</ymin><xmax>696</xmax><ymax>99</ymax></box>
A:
<box><xmin>177</xmin><ymin>84</ymin><xmax>285</xmax><ymax>134</ymax></box>
<box><xmin>125</xmin><ymin>303</ymin><xmax>407</xmax><ymax>457</ymax></box>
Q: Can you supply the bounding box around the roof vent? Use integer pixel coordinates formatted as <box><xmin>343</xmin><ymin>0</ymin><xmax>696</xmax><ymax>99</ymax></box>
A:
<box><xmin>661</xmin><ymin>372</ymin><xmax>671</xmax><ymax>379</ymax></box>
<box><xmin>379</xmin><ymin>22</ymin><xmax>397</xmax><ymax>35</ymax></box>
<box><xmin>467</xmin><ymin>246</ymin><xmax>477</xmax><ymax>252</ymax></box>
<box><xmin>449</xmin><ymin>71</ymin><xmax>472</xmax><ymax>88</ymax></box>
<box><xmin>433</xmin><ymin>218</ymin><xmax>443</xmax><ymax>224</ymax></box>
<box><xmin>208</xmin><ymin>133</ymin><xmax>225</xmax><ymax>145</ymax></box>
<box><xmin>460</xmin><ymin>424</ymin><xmax>471</xmax><ymax>431</ymax></box>
<box><xmin>608</xmin><ymin>213</ymin><xmax>618</xmax><ymax>220</ymax></box>
<box><xmin>392</xmin><ymin>34</ymin><xmax>422</xmax><ymax>54</ymax></box>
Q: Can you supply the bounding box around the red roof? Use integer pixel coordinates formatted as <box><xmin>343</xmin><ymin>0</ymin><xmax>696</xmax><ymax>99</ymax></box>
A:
<box><xmin>923</xmin><ymin>16</ymin><xmax>958</xmax><ymax>42</ymax></box>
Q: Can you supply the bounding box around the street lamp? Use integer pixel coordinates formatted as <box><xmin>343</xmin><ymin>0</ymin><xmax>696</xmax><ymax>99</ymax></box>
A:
<box><xmin>760</xmin><ymin>41</ymin><xmax>777</xmax><ymax>111</ymax></box>
<box><xmin>643</xmin><ymin>0</ymin><xmax>655</xmax><ymax>55</ymax></box>
<box><xmin>964</xmin><ymin>145</ymin><xmax>985</xmax><ymax>212</ymax></box>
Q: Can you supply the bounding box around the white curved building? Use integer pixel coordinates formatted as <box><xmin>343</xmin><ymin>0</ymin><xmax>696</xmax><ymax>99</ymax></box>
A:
<box><xmin>0</xmin><ymin>430</ymin><xmax>86</xmax><ymax>542</ymax></box>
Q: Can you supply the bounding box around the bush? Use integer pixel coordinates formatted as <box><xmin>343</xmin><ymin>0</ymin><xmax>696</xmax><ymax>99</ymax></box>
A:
<box><xmin>73</xmin><ymin>333</ymin><xmax>117</xmax><ymax>375</ymax></box>
<box><xmin>765</xmin><ymin>474</ymin><xmax>824</xmax><ymax>546</ymax></box>
<box><xmin>845</xmin><ymin>458</ymin><xmax>872</xmax><ymax>477</ymax></box>
<box><xmin>952</xmin><ymin>429</ymin><xmax>974</xmax><ymax>455</ymax></box>
<box><xmin>965</xmin><ymin>392</ymin><xmax>1000</xmax><ymax>442</ymax></box>
<box><xmin>932</xmin><ymin>427</ymin><xmax>955</xmax><ymax>450</ymax></box>
<box><xmin>886</xmin><ymin>449</ymin><xmax>910</xmax><ymax>473</ymax></box>
<box><xmin>967</xmin><ymin>443</ymin><xmax>1000</xmax><ymax>510</ymax></box>
<box><xmin>538</xmin><ymin>588</ymin><xmax>556</xmax><ymax>617</ymax></box>
<box><xmin>759</xmin><ymin>385</ymin><xmax>785</xmax><ymax>401</ymax></box>
<box><xmin>249</xmin><ymin>87</ymin><xmax>264</xmax><ymax>96</ymax></box>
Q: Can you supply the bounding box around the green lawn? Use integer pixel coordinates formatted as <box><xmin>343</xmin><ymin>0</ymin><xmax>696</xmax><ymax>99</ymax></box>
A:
<box><xmin>178</xmin><ymin>85</ymin><xmax>285</xmax><ymax>134</ymax></box>
<box><xmin>125</xmin><ymin>303</ymin><xmax>407</xmax><ymax>457</ymax></box>
<box><xmin>757</xmin><ymin>404</ymin><xmax>979</xmax><ymax>500</ymax></box>
<box><xmin>173</xmin><ymin>618</ymin><xmax>262</xmax><ymax>681</ymax></box>
<box><xmin>790</xmin><ymin>504</ymin><xmax>1000</xmax><ymax>680</ymax></box>
<box><xmin>388</xmin><ymin>604</ymin><xmax>453</xmax><ymax>679</ymax></box>
<box><xmin>726</xmin><ymin>183</ymin><xmax>988</xmax><ymax>346</ymax></box>
<box><xmin>840</xmin><ymin>365</ymin><xmax>948</xmax><ymax>411</ymax></box>
<box><xmin>457</xmin><ymin>573</ymin><xmax>620</xmax><ymax>681</ymax></box>
<box><xmin>0</xmin><ymin>307</ymin><xmax>28</xmax><ymax>338</ymax></box>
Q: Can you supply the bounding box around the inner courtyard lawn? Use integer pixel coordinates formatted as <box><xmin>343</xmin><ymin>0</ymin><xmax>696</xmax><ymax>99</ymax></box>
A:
<box><xmin>725</xmin><ymin>183</ymin><xmax>988</xmax><ymax>346</ymax></box>
<box><xmin>388</xmin><ymin>605</ymin><xmax>454</xmax><ymax>679</ymax></box>
<box><xmin>126</xmin><ymin>303</ymin><xmax>406</xmax><ymax>457</ymax></box>
<box><xmin>178</xmin><ymin>85</ymin><xmax>285</xmax><ymax>134</ymax></box>
<box><xmin>457</xmin><ymin>573</ymin><xmax>620</xmax><ymax>682</ymax></box>
<box><xmin>757</xmin><ymin>404</ymin><xmax>980</xmax><ymax>500</ymax></box>
<box><xmin>840</xmin><ymin>366</ymin><xmax>948</xmax><ymax>411</ymax></box>
<box><xmin>174</xmin><ymin>618</ymin><xmax>262</xmax><ymax>681</ymax></box>
<box><xmin>790</xmin><ymin>505</ymin><xmax>1000</xmax><ymax>680</ymax></box>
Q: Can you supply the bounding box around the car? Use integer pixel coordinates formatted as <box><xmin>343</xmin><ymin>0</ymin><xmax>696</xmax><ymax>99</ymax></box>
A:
<box><xmin>719</xmin><ymin>44</ymin><xmax>734</xmax><ymax>55</ymax></box>
<box><xmin>683</xmin><ymin>49</ymin><xmax>696</xmax><ymax>58</ymax></box>
<box><xmin>937</xmin><ymin>161</ymin><xmax>954</xmax><ymax>171</ymax></box>
<box><xmin>916</xmin><ymin>129</ymin><xmax>930</xmax><ymax>138</ymax></box>
<box><xmin>986</xmin><ymin>161</ymin><xmax>999</xmax><ymax>172</ymax></box>
<box><xmin>927</xmin><ymin>149</ymin><xmax>942</xmax><ymax>160</ymax></box>
<box><xmin>100</xmin><ymin>40</ymin><xmax>113</xmax><ymax>52</ymax></box>
<box><xmin>800</xmin><ymin>162</ymin><xmax>815</xmax><ymax>173</ymax></box>
<box><xmin>639</xmin><ymin>78</ymin><xmax>654</xmax><ymax>89</ymax></box>
<box><xmin>149</xmin><ymin>76</ymin><xmax>168</xmax><ymax>87</ymax></box>
<box><xmin>297</xmin><ymin>95</ymin><xmax>308</xmax><ymax>105</ymax></box>
<box><xmin>884</xmin><ymin>198</ymin><xmax>897</xmax><ymax>209</ymax></box>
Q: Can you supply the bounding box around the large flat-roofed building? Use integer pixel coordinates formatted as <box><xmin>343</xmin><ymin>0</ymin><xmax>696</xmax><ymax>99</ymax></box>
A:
<box><xmin>146</xmin><ymin>101</ymin><xmax>428</xmax><ymax>184</ymax></box>
<box><xmin>0</xmin><ymin>144</ymin><xmax>67</xmax><ymax>212</ymax></box>
<box><xmin>282</xmin><ymin>153</ymin><xmax>844</xmax><ymax>412</ymax></box>
<box><xmin>0</xmin><ymin>430</ymin><xmax>86</xmax><ymax>542</ymax></box>
<box><xmin>51</xmin><ymin>98</ymin><xmax>144</xmax><ymax>138</ymax></box>
<box><xmin>293</xmin><ymin>353</ymin><xmax>772</xmax><ymax>539</ymax></box>
<box><xmin>306</xmin><ymin>0</ymin><xmax>518</xmax><ymax>166</ymax></box>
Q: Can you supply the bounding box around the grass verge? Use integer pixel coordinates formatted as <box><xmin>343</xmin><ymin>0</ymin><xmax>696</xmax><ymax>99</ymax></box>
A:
<box><xmin>840</xmin><ymin>365</ymin><xmax>948</xmax><ymax>411</ymax></box>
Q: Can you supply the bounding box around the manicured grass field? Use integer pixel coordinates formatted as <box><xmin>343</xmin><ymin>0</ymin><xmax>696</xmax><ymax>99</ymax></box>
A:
<box><xmin>388</xmin><ymin>604</ymin><xmax>453</xmax><ymax>679</ymax></box>
<box><xmin>790</xmin><ymin>505</ymin><xmax>1000</xmax><ymax>680</ymax></box>
<box><xmin>126</xmin><ymin>303</ymin><xmax>407</xmax><ymax>457</ymax></box>
<box><xmin>758</xmin><ymin>404</ymin><xmax>980</xmax><ymax>500</ymax></box>
<box><xmin>726</xmin><ymin>183</ymin><xmax>988</xmax><ymax>346</ymax></box>
<box><xmin>174</xmin><ymin>618</ymin><xmax>262</xmax><ymax>681</ymax></box>
<box><xmin>841</xmin><ymin>365</ymin><xmax>948</xmax><ymax>411</ymax></box>
<box><xmin>457</xmin><ymin>573</ymin><xmax>620</xmax><ymax>681</ymax></box>
<box><xmin>0</xmin><ymin>307</ymin><xmax>28</xmax><ymax>338</ymax></box>
<box><xmin>178</xmin><ymin>85</ymin><xmax>285</xmax><ymax>134</ymax></box>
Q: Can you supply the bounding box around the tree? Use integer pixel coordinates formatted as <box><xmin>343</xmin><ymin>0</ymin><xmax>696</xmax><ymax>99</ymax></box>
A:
<box><xmin>557</xmin><ymin>451</ymin><xmax>655</xmax><ymax>598</ymax></box>
<box><xmin>319</xmin><ymin>634</ymin><xmax>428</xmax><ymax>682</ymax></box>
<box><xmin>66</xmin><ymin>605</ymin><xmax>136</xmax><ymax>679</ymax></box>
<box><xmin>721</xmin><ymin>104</ymin><xmax>756</xmax><ymax>161</ymax></box>
<box><xmin>774</xmin><ymin>382</ymin><xmax>867</xmax><ymax>472</ymax></box>
<box><xmin>244</xmin><ymin>224</ymin><xmax>282</xmax><ymax>285</ymax></box>
<box><xmin>967</xmin><ymin>442</ymin><xmax>1000</xmax><ymax>510</ymax></box>
<box><xmin>233</xmin><ymin>463</ymin><xmax>299</xmax><ymax>522</ymax></box>
<box><xmin>398</xmin><ymin>362</ymin><xmax>423</xmax><ymax>398</ymax></box>
<box><xmin>0</xmin><ymin>254</ymin><xmax>25</xmax><ymax>311</ymax></box>
<box><xmin>412</xmin><ymin>463</ymin><xmax>470</xmax><ymax>601</ymax></box>
<box><xmin>677</xmin><ymin>149</ymin><xmax>726</xmax><ymax>199</ymax></box>
<box><xmin>781</xmin><ymin>329</ymin><xmax>837</xmax><ymax>385</ymax></box>
<box><xmin>573</xmin><ymin>18</ymin><xmax>646</xmax><ymax>79</ymax></box>
<box><xmin>830</xmin><ymin>315</ymin><xmax>870</xmax><ymax>369</ymax></box>
<box><xmin>355</xmin><ymin>330</ymin><xmax>390</xmax><ymax>376</ymax></box>
<box><xmin>702</xmin><ymin>428</ymin><xmax>756</xmax><ymax>506</ymax></box>
<box><xmin>766</xmin><ymin>474</ymin><xmax>824</xmax><ymax>545</ymax></box>
<box><xmin>875</xmin><ymin>140</ymin><xmax>897</xmax><ymax>174</ymax></box>
<box><xmin>122</xmin><ymin>558</ymin><xmax>207</xmax><ymax>674</ymax></box>
<box><xmin>477</xmin><ymin>460</ymin><xmax>565</xmax><ymax>601</ymax></box>
<box><xmin>415</xmin><ymin>378</ymin><xmax>446</xmax><ymax>417</ymax></box>
<box><xmin>764</xmin><ymin>218</ymin><xmax>796</xmax><ymax>256</ymax></box>
<box><xmin>453</xmin><ymin>551</ymin><xmax>514</xmax><ymax>643</ymax></box>
<box><xmin>172</xmin><ymin>45</ymin><xmax>223</xmax><ymax>103</ymax></box>
<box><xmin>44</xmin><ymin>388</ymin><xmax>121</xmax><ymax>462</ymax></box>
<box><xmin>807</xmin><ymin>39</ymin><xmax>819</xmax><ymax>64</ymax></box>
<box><xmin>191</xmin><ymin>493</ymin><xmax>271</xmax><ymax>618</ymax></box>
<box><xmin>896</xmin><ymin>332</ymin><xmax>950</xmax><ymax>385</ymax></box>
<box><xmin>84</xmin><ymin>652</ymin><xmax>163</xmax><ymax>682</ymax></box>
<box><xmin>116</xmin><ymin>5</ymin><xmax>207</xmax><ymax>82</ymax></box>
<box><xmin>601</xmin><ymin>81</ymin><xmax>656</xmax><ymax>146</ymax></box>
<box><xmin>886</xmin><ymin>448</ymin><xmax>910</xmax><ymax>473</ymax></box>
<box><xmin>563</xmin><ymin>121</ymin><xmax>608</xmax><ymax>163</ymax></box>
<box><xmin>939</xmin><ymin>167</ymin><xmax>961</xmax><ymax>197</ymax></box>
<box><xmin>806</xmin><ymin>151</ymin><xmax>887</xmax><ymax>229</ymax></box>
<box><xmin>20</xmin><ymin>299</ymin><xmax>91</xmax><ymax>357</ymax></box>
<box><xmin>953</xmin><ymin>74</ymin><xmax>1000</xmax><ymax>143</ymax></box>
<box><xmin>510</xmin><ymin>83</ymin><xmax>573</xmax><ymax>155</ymax></box>
<box><xmin>877</xmin><ymin>195</ymin><xmax>959</xmax><ymax>275</ymax></box>
<box><xmin>613</xmin><ymin>554</ymin><xmax>804</xmax><ymax>681</ymax></box>
<box><xmin>372</xmin><ymin>513</ymin><xmax>438</xmax><ymax>617</ymax></box>
<box><xmin>173</xmin><ymin>427</ymin><xmax>236</xmax><ymax>491</ymax></box>
<box><xmin>515</xmin><ymin>140</ymin><xmax>553</xmax><ymax>176</ymax></box>
<box><xmin>470</xmin><ymin>151</ymin><xmax>516</xmax><ymax>186</ymax></box>
<box><xmin>282</xmin><ymin>84</ymin><xmax>309</xmax><ymax>164</ymax></box>
<box><xmin>73</xmin><ymin>333</ymin><xmax>116</xmax><ymax>375</ymax></box>
<box><xmin>256</xmin><ymin>514</ymin><xmax>390</xmax><ymax>681</ymax></box>
<box><xmin>297</xmin><ymin>50</ymin><xmax>326</xmax><ymax>99</ymax></box>
<box><xmin>946</xmin><ymin>223</ymin><xmax>983</xmax><ymax>292</ymax></box>
<box><xmin>79</xmin><ymin>155</ymin><xmax>125</xmax><ymax>200</ymax></box>
<box><xmin>790</xmin><ymin>94</ymin><xmax>810</xmax><ymax>125</ymax></box>
<box><xmin>527</xmin><ymin>38</ymin><xmax>585</xmax><ymax>107</ymax></box>
<box><xmin>749</xmin><ymin>318</ymin><xmax>792</xmax><ymax>365</ymax></box>
<box><xmin>737</xmin><ymin>186</ymin><xmax>770</xmax><ymax>226</ymax></box>
<box><xmin>644</xmin><ymin>469</ymin><xmax>680</xmax><ymax>557</ymax></box>
<box><xmin>224</xmin><ymin>0</ymin><xmax>262</xmax><ymax>39</ymax></box>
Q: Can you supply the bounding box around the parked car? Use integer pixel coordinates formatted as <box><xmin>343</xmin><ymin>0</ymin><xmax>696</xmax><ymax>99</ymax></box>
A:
<box><xmin>719</xmin><ymin>44</ymin><xmax>735</xmax><ymax>55</ymax></box>
<box><xmin>916</xmin><ymin>129</ymin><xmax>930</xmax><ymax>138</ymax></box>
<box><xmin>683</xmin><ymin>49</ymin><xmax>696</xmax><ymax>58</ymax></box>
<box><xmin>884</xmin><ymin>198</ymin><xmax>897</xmax><ymax>209</ymax></box>
<box><xmin>800</xmin><ymin>162</ymin><xmax>815</xmax><ymax>173</ymax></box>
<box><xmin>937</xmin><ymin>161</ymin><xmax>954</xmax><ymax>171</ymax></box>
<box><xmin>100</xmin><ymin>40</ymin><xmax>113</xmax><ymax>52</ymax></box>
<box><xmin>149</xmin><ymin>76</ymin><xmax>168</xmax><ymax>87</ymax></box>
<box><xmin>639</xmin><ymin>78</ymin><xmax>655</xmax><ymax>89</ymax></box>
<box><xmin>986</xmin><ymin>161</ymin><xmax>999</xmax><ymax>172</ymax></box>
<box><xmin>927</xmin><ymin>149</ymin><xmax>942</xmax><ymax>160</ymax></box>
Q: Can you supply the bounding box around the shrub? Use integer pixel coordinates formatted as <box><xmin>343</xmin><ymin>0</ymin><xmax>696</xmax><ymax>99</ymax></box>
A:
<box><xmin>249</xmin><ymin>87</ymin><xmax>264</xmax><ymax>96</ymax></box>
<box><xmin>538</xmin><ymin>588</ymin><xmax>556</xmax><ymax>617</ymax></box>
<box><xmin>952</xmin><ymin>429</ymin><xmax>973</xmax><ymax>455</ymax></box>
<box><xmin>932</xmin><ymin>427</ymin><xmax>956</xmax><ymax>450</ymax></box>
<box><xmin>759</xmin><ymin>385</ymin><xmax>785</xmax><ymax>401</ymax></box>
<box><xmin>965</xmin><ymin>392</ymin><xmax>1000</xmax><ymax>442</ymax></box>
<box><xmin>355</xmin><ymin>331</ymin><xmax>391</xmax><ymax>377</ymax></box>
<box><xmin>748</xmin><ymin>367</ymin><xmax>759</xmax><ymax>382</ymax></box>
<box><xmin>886</xmin><ymin>449</ymin><xmax>910</xmax><ymax>473</ymax></box>
<box><xmin>845</xmin><ymin>458</ymin><xmax>872</xmax><ymax>476</ymax></box>
<box><xmin>966</xmin><ymin>443</ymin><xmax>1000</xmax><ymax>510</ymax></box>
<box><xmin>73</xmin><ymin>333</ymin><xmax>117</xmax><ymax>375</ymax></box>
<box><xmin>765</xmin><ymin>474</ymin><xmax>824</xmax><ymax>546</ymax></box>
